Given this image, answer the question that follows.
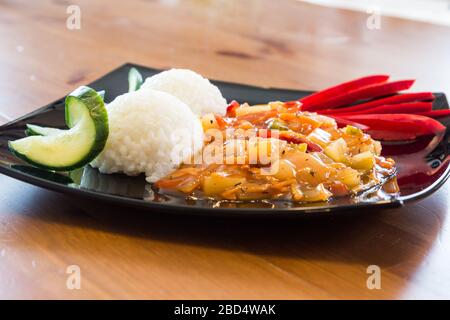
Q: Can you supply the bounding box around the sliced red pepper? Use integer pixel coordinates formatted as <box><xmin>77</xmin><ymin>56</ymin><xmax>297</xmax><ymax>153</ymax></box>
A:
<box><xmin>305</xmin><ymin>80</ymin><xmax>415</xmax><ymax>111</ymax></box>
<box><xmin>336</xmin><ymin>102</ymin><xmax>432</xmax><ymax>115</ymax></box>
<box><xmin>338</xmin><ymin>114</ymin><xmax>446</xmax><ymax>140</ymax></box>
<box><xmin>414</xmin><ymin>109</ymin><xmax>450</xmax><ymax>118</ymax></box>
<box><xmin>226</xmin><ymin>100</ymin><xmax>240</xmax><ymax>117</ymax></box>
<box><xmin>300</xmin><ymin>75</ymin><xmax>389</xmax><ymax>109</ymax></box>
<box><xmin>321</xmin><ymin>92</ymin><xmax>434</xmax><ymax>114</ymax></box>
<box><xmin>257</xmin><ymin>129</ymin><xmax>323</xmax><ymax>152</ymax></box>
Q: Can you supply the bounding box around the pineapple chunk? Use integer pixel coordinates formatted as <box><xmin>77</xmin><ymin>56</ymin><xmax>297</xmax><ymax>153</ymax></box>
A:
<box><xmin>272</xmin><ymin>159</ymin><xmax>297</xmax><ymax>180</ymax></box>
<box><xmin>307</xmin><ymin>128</ymin><xmax>331</xmax><ymax>147</ymax></box>
<box><xmin>203</xmin><ymin>173</ymin><xmax>246</xmax><ymax>196</ymax></box>
<box><xmin>336</xmin><ymin>167</ymin><xmax>361</xmax><ymax>188</ymax></box>
<box><xmin>267</xmin><ymin>119</ymin><xmax>288</xmax><ymax>131</ymax></box>
<box><xmin>345</xmin><ymin>125</ymin><xmax>363</xmax><ymax>136</ymax></box>
<box><xmin>351</xmin><ymin>151</ymin><xmax>375</xmax><ymax>170</ymax></box>
<box><xmin>324</xmin><ymin>138</ymin><xmax>348</xmax><ymax>163</ymax></box>
<box><xmin>293</xmin><ymin>143</ymin><xmax>307</xmax><ymax>153</ymax></box>
<box><xmin>201</xmin><ymin>113</ymin><xmax>218</xmax><ymax>131</ymax></box>
<box><xmin>235</xmin><ymin>105</ymin><xmax>272</xmax><ymax>117</ymax></box>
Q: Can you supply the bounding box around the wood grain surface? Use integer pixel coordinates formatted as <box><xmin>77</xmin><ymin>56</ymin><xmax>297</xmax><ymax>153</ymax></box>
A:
<box><xmin>0</xmin><ymin>0</ymin><xmax>450</xmax><ymax>299</ymax></box>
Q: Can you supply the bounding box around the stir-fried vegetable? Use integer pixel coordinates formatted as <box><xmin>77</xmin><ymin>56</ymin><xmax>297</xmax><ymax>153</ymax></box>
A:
<box><xmin>155</xmin><ymin>101</ymin><xmax>396</xmax><ymax>203</ymax></box>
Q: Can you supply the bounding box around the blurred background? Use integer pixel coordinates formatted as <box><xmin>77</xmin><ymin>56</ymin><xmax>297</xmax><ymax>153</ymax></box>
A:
<box><xmin>302</xmin><ymin>0</ymin><xmax>450</xmax><ymax>26</ymax></box>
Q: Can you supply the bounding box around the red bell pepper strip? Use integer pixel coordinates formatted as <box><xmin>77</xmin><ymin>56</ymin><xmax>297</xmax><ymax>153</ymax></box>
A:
<box><xmin>338</xmin><ymin>114</ymin><xmax>446</xmax><ymax>141</ymax></box>
<box><xmin>305</xmin><ymin>80</ymin><xmax>415</xmax><ymax>111</ymax></box>
<box><xmin>320</xmin><ymin>92</ymin><xmax>434</xmax><ymax>114</ymax></box>
<box><xmin>257</xmin><ymin>129</ymin><xmax>323</xmax><ymax>152</ymax></box>
<box><xmin>414</xmin><ymin>109</ymin><xmax>450</xmax><ymax>118</ymax></box>
<box><xmin>226</xmin><ymin>100</ymin><xmax>240</xmax><ymax>117</ymax></box>
<box><xmin>336</xmin><ymin>102</ymin><xmax>432</xmax><ymax>115</ymax></box>
<box><xmin>300</xmin><ymin>75</ymin><xmax>389</xmax><ymax>110</ymax></box>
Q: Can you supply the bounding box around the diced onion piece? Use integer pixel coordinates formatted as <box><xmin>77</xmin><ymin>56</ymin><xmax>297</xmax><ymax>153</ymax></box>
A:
<box><xmin>290</xmin><ymin>183</ymin><xmax>304</xmax><ymax>201</ymax></box>
<box><xmin>373</xmin><ymin>141</ymin><xmax>382</xmax><ymax>156</ymax></box>
<box><xmin>351</xmin><ymin>151</ymin><xmax>375</xmax><ymax>170</ymax></box>
<box><xmin>272</xmin><ymin>159</ymin><xmax>297</xmax><ymax>180</ymax></box>
<box><xmin>203</xmin><ymin>173</ymin><xmax>246</xmax><ymax>196</ymax></box>
<box><xmin>324</xmin><ymin>138</ymin><xmax>348</xmax><ymax>163</ymax></box>
<box><xmin>307</xmin><ymin>128</ymin><xmax>331</xmax><ymax>147</ymax></box>
<box><xmin>284</xmin><ymin>151</ymin><xmax>329</xmax><ymax>185</ymax></box>
<box><xmin>303</xmin><ymin>184</ymin><xmax>332</xmax><ymax>202</ymax></box>
<box><xmin>235</xmin><ymin>105</ymin><xmax>272</xmax><ymax>117</ymax></box>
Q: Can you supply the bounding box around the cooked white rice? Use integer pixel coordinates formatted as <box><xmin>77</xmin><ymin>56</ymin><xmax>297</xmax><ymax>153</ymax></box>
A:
<box><xmin>90</xmin><ymin>89</ymin><xmax>204</xmax><ymax>182</ymax></box>
<box><xmin>140</xmin><ymin>68</ymin><xmax>227</xmax><ymax>115</ymax></box>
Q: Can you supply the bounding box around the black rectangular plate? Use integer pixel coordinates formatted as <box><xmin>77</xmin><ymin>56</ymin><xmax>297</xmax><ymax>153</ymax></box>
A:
<box><xmin>0</xmin><ymin>63</ymin><xmax>449</xmax><ymax>216</ymax></box>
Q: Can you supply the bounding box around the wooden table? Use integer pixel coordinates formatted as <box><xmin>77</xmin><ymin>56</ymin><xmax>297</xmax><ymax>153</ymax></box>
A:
<box><xmin>1</xmin><ymin>0</ymin><xmax>450</xmax><ymax>299</ymax></box>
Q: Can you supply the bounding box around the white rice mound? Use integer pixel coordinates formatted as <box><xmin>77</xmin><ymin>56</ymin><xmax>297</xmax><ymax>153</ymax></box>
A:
<box><xmin>140</xmin><ymin>68</ymin><xmax>227</xmax><ymax>115</ymax></box>
<box><xmin>90</xmin><ymin>89</ymin><xmax>204</xmax><ymax>182</ymax></box>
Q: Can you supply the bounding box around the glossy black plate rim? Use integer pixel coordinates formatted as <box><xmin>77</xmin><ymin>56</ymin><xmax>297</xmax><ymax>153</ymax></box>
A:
<box><xmin>0</xmin><ymin>163</ymin><xmax>404</xmax><ymax>216</ymax></box>
<box><xmin>0</xmin><ymin>62</ymin><xmax>448</xmax><ymax>216</ymax></box>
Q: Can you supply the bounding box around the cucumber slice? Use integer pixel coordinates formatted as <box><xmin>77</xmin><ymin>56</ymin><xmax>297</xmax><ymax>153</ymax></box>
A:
<box><xmin>9</xmin><ymin>86</ymin><xmax>108</xmax><ymax>171</ymax></box>
<box><xmin>26</xmin><ymin>124</ymin><xmax>63</xmax><ymax>136</ymax></box>
<box><xmin>27</xmin><ymin>89</ymin><xmax>105</xmax><ymax>136</ymax></box>
<box><xmin>98</xmin><ymin>90</ymin><xmax>105</xmax><ymax>99</ymax></box>
<box><xmin>128</xmin><ymin>67</ymin><xmax>143</xmax><ymax>92</ymax></box>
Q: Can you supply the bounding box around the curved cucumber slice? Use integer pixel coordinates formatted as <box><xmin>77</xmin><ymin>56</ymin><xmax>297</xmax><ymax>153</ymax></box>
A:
<box><xmin>128</xmin><ymin>67</ymin><xmax>143</xmax><ymax>92</ymax></box>
<box><xmin>28</xmin><ymin>89</ymin><xmax>105</xmax><ymax>136</ymax></box>
<box><xmin>98</xmin><ymin>90</ymin><xmax>105</xmax><ymax>99</ymax></box>
<box><xmin>26</xmin><ymin>124</ymin><xmax>63</xmax><ymax>136</ymax></box>
<box><xmin>9</xmin><ymin>86</ymin><xmax>108</xmax><ymax>171</ymax></box>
